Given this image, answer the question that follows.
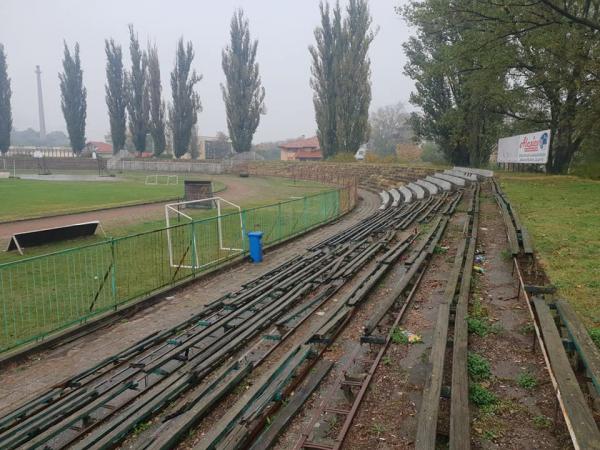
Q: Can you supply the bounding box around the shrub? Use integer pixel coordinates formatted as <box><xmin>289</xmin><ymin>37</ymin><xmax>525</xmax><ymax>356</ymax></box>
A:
<box><xmin>469</xmin><ymin>383</ymin><xmax>497</xmax><ymax>407</ymax></box>
<box><xmin>468</xmin><ymin>352</ymin><xmax>491</xmax><ymax>381</ymax></box>
<box><xmin>517</xmin><ymin>371</ymin><xmax>537</xmax><ymax>390</ymax></box>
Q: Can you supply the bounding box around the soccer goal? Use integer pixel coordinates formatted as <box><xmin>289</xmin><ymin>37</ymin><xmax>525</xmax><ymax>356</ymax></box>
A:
<box><xmin>164</xmin><ymin>197</ymin><xmax>244</xmax><ymax>270</ymax></box>
<box><xmin>145</xmin><ymin>174</ymin><xmax>179</xmax><ymax>185</ymax></box>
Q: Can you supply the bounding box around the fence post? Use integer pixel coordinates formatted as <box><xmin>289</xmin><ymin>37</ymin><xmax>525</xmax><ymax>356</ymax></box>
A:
<box><xmin>277</xmin><ymin>202</ymin><xmax>282</xmax><ymax>242</ymax></box>
<box><xmin>111</xmin><ymin>238</ymin><xmax>117</xmax><ymax>309</ymax></box>
<box><xmin>241</xmin><ymin>210</ymin><xmax>248</xmax><ymax>254</ymax></box>
<box><xmin>303</xmin><ymin>196</ymin><xmax>308</xmax><ymax>232</ymax></box>
<box><xmin>190</xmin><ymin>221</ymin><xmax>197</xmax><ymax>277</ymax></box>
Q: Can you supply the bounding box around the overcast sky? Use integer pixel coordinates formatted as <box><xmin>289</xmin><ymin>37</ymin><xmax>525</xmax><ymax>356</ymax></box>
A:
<box><xmin>0</xmin><ymin>0</ymin><xmax>414</xmax><ymax>143</ymax></box>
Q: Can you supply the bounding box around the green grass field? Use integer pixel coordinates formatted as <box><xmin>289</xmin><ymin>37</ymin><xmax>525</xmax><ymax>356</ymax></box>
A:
<box><xmin>0</xmin><ymin>175</ymin><xmax>330</xmax><ymax>265</ymax></box>
<box><xmin>0</xmin><ymin>174</ymin><xmax>229</xmax><ymax>222</ymax></box>
<box><xmin>499</xmin><ymin>174</ymin><xmax>600</xmax><ymax>330</ymax></box>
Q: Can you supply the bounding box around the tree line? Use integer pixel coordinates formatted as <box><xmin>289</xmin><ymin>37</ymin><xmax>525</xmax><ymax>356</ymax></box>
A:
<box><xmin>401</xmin><ymin>0</ymin><xmax>600</xmax><ymax>173</ymax></box>
<box><xmin>4</xmin><ymin>1</ymin><xmax>598</xmax><ymax>171</ymax></box>
<box><xmin>0</xmin><ymin>2</ymin><xmax>376</xmax><ymax>161</ymax></box>
<box><xmin>0</xmin><ymin>9</ymin><xmax>266</xmax><ymax>159</ymax></box>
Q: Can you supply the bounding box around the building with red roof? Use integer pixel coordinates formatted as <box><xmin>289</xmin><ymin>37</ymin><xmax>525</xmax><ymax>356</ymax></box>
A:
<box><xmin>86</xmin><ymin>141</ymin><xmax>113</xmax><ymax>156</ymax></box>
<box><xmin>279</xmin><ymin>136</ymin><xmax>322</xmax><ymax>161</ymax></box>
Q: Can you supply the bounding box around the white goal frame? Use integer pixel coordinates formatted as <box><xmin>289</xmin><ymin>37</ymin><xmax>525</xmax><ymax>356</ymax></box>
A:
<box><xmin>164</xmin><ymin>197</ymin><xmax>244</xmax><ymax>269</ymax></box>
<box><xmin>145</xmin><ymin>174</ymin><xmax>179</xmax><ymax>185</ymax></box>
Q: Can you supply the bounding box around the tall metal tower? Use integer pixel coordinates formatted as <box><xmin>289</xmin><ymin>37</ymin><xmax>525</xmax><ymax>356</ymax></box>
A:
<box><xmin>35</xmin><ymin>65</ymin><xmax>47</xmax><ymax>140</ymax></box>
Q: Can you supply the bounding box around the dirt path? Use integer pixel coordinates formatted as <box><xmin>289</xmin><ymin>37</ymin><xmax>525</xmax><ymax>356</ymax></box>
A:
<box><xmin>0</xmin><ymin>200</ymin><xmax>172</xmax><ymax>241</ymax></box>
<box><xmin>0</xmin><ymin>189</ymin><xmax>379</xmax><ymax>416</ymax></box>
<box><xmin>467</xmin><ymin>184</ymin><xmax>567</xmax><ymax>448</ymax></box>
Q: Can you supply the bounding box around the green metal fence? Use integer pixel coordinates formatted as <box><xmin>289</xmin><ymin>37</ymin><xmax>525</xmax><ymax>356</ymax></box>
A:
<box><xmin>0</xmin><ymin>188</ymin><xmax>352</xmax><ymax>353</ymax></box>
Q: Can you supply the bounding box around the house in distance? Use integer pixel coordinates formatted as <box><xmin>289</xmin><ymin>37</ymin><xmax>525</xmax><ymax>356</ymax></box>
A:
<box><xmin>279</xmin><ymin>136</ymin><xmax>322</xmax><ymax>161</ymax></box>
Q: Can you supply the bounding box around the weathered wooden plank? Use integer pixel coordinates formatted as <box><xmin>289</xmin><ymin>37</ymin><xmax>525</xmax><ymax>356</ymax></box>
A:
<box><xmin>533</xmin><ymin>298</ymin><xmax>600</xmax><ymax>450</ymax></box>
<box><xmin>496</xmin><ymin>196</ymin><xmax>519</xmax><ymax>255</ymax></box>
<box><xmin>555</xmin><ymin>299</ymin><xmax>600</xmax><ymax>395</ymax></box>
<box><xmin>195</xmin><ymin>345</ymin><xmax>311</xmax><ymax>450</ymax></box>
<box><xmin>415</xmin><ymin>238</ymin><xmax>468</xmax><ymax>450</ymax></box>
<box><xmin>249</xmin><ymin>359</ymin><xmax>334</xmax><ymax>450</ymax></box>
<box><xmin>143</xmin><ymin>361</ymin><xmax>252</xmax><ymax>450</ymax></box>
<box><xmin>520</xmin><ymin>226</ymin><xmax>534</xmax><ymax>255</ymax></box>
<box><xmin>449</xmin><ymin>236</ymin><xmax>476</xmax><ymax>450</ymax></box>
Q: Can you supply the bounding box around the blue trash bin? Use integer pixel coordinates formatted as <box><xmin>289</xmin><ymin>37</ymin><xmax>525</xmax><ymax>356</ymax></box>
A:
<box><xmin>247</xmin><ymin>231</ymin><xmax>264</xmax><ymax>263</ymax></box>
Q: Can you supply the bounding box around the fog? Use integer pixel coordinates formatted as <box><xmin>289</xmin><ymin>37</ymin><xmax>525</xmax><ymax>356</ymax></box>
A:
<box><xmin>0</xmin><ymin>0</ymin><xmax>413</xmax><ymax>142</ymax></box>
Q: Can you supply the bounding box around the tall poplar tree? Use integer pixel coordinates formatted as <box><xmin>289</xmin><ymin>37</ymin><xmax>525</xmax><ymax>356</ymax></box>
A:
<box><xmin>59</xmin><ymin>42</ymin><xmax>87</xmax><ymax>155</ymax></box>
<box><xmin>310</xmin><ymin>0</ymin><xmax>374</xmax><ymax>157</ymax></box>
<box><xmin>126</xmin><ymin>25</ymin><xmax>149</xmax><ymax>154</ymax></box>
<box><xmin>169</xmin><ymin>38</ymin><xmax>201</xmax><ymax>159</ymax></box>
<box><xmin>309</xmin><ymin>3</ymin><xmax>342</xmax><ymax>158</ymax></box>
<box><xmin>336</xmin><ymin>0</ymin><xmax>375</xmax><ymax>154</ymax></box>
<box><xmin>0</xmin><ymin>44</ymin><xmax>11</xmax><ymax>155</ymax></box>
<box><xmin>221</xmin><ymin>9</ymin><xmax>265</xmax><ymax>153</ymax></box>
<box><xmin>147</xmin><ymin>43</ymin><xmax>166</xmax><ymax>156</ymax></box>
<box><xmin>105</xmin><ymin>39</ymin><xmax>126</xmax><ymax>154</ymax></box>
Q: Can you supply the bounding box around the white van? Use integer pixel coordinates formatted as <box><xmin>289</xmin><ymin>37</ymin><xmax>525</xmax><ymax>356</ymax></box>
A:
<box><xmin>355</xmin><ymin>146</ymin><xmax>367</xmax><ymax>161</ymax></box>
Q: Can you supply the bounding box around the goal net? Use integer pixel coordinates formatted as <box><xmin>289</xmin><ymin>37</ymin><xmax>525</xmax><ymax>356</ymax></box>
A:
<box><xmin>165</xmin><ymin>197</ymin><xmax>244</xmax><ymax>270</ymax></box>
<box><xmin>145</xmin><ymin>174</ymin><xmax>179</xmax><ymax>185</ymax></box>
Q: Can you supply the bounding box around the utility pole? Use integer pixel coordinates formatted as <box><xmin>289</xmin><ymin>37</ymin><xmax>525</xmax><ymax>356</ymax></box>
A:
<box><xmin>35</xmin><ymin>65</ymin><xmax>46</xmax><ymax>141</ymax></box>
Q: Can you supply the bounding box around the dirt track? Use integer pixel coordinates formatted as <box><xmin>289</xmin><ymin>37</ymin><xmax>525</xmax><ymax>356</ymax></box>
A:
<box><xmin>0</xmin><ymin>200</ymin><xmax>171</xmax><ymax>242</ymax></box>
<box><xmin>0</xmin><ymin>189</ymin><xmax>380</xmax><ymax>415</ymax></box>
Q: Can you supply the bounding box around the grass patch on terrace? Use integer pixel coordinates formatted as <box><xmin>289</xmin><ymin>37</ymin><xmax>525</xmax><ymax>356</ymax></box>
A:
<box><xmin>499</xmin><ymin>174</ymin><xmax>600</xmax><ymax>328</ymax></box>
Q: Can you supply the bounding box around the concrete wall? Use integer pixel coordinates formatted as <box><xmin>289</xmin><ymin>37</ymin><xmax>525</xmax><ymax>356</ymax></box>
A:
<box><xmin>109</xmin><ymin>159</ymin><xmax>224</xmax><ymax>174</ymax></box>
<box><xmin>1</xmin><ymin>156</ymin><xmax>101</xmax><ymax>171</ymax></box>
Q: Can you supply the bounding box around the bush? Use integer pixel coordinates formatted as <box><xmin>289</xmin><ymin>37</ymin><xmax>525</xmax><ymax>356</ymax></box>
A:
<box><xmin>468</xmin><ymin>352</ymin><xmax>491</xmax><ymax>381</ymax></box>
<box><xmin>420</xmin><ymin>142</ymin><xmax>446</xmax><ymax>164</ymax></box>
<box><xmin>469</xmin><ymin>383</ymin><xmax>497</xmax><ymax>407</ymax></box>
<box><xmin>468</xmin><ymin>317</ymin><xmax>490</xmax><ymax>336</ymax></box>
<box><xmin>327</xmin><ymin>152</ymin><xmax>357</xmax><ymax>163</ymax></box>
<box><xmin>517</xmin><ymin>371</ymin><xmax>537</xmax><ymax>390</ymax></box>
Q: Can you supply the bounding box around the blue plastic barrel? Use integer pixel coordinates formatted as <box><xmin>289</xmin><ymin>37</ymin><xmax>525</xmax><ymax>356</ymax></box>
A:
<box><xmin>247</xmin><ymin>231</ymin><xmax>264</xmax><ymax>263</ymax></box>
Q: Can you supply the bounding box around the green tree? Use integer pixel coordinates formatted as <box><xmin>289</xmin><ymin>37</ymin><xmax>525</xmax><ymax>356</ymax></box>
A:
<box><xmin>404</xmin><ymin>1</ymin><xmax>507</xmax><ymax>166</ymax></box>
<box><xmin>169</xmin><ymin>38</ymin><xmax>202</xmax><ymax>159</ymax></box>
<box><xmin>0</xmin><ymin>44</ymin><xmax>11</xmax><ymax>154</ymax></box>
<box><xmin>147</xmin><ymin>42</ymin><xmax>166</xmax><ymax>156</ymax></box>
<box><xmin>402</xmin><ymin>0</ymin><xmax>599</xmax><ymax>172</ymax></box>
<box><xmin>126</xmin><ymin>25</ymin><xmax>149</xmax><ymax>154</ymax></box>
<box><xmin>335</xmin><ymin>0</ymin><xmax>375</xmax><ymax>154</ymax></box>
<box><xmin>221</xmin><ymin>9</ymin><xmax>266</xmax><ymax>153</ymax></box>
<box><xmin>59</xmin><ymin>42</ymin><xmax>87</xmax><ymax>155</ymax></box>
<box><xmin>310</xmin><ymin>1</ymin><xmax>374</xmax><ymax>157</ymax></box>
<box><xmin>369</xmin><ymin>102</ymin><xmax>412</xmax><ymax>157</ymax></box>
<box><xmin>104</xmin><ymin>39</ymin><xmax>126</xmax><ymax>154</ymax></box>
<box><xmin>310</xmin><ymin>2</ymin><xmax>342</xmax><ymax>158</ymax></box>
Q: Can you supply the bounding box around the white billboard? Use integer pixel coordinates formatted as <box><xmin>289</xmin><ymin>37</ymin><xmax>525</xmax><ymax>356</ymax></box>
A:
<box><xmin>497</xmin><ymin>130</ymin><xmax>551</xmax><ymax>164</ymax></box>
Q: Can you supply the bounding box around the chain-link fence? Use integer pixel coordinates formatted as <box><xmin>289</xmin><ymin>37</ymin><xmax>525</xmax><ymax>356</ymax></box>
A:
<box><xmin>0</xmin><ymin>187</ymin><xmax>355</xmax><ymax>353</ymax></box>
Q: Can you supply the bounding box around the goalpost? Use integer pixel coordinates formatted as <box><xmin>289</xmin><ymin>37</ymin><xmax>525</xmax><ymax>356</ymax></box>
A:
<box><xmin>145</xmin><ymin>174</ymin><xmax>179</xmax><ymax>185</ymax></box>
<box><xmin>164</xmin><ymin>197</ymin><xmax>244</xmax><ymax>270</ymax></box>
